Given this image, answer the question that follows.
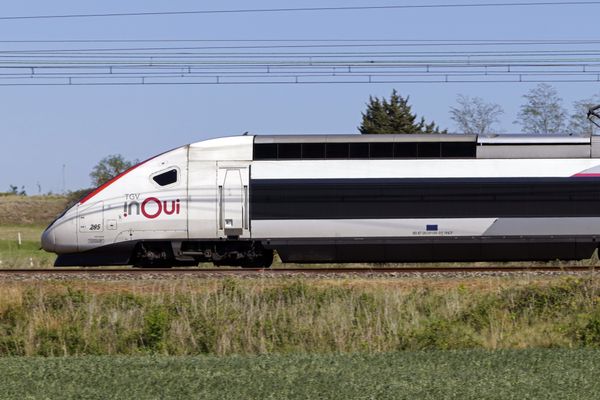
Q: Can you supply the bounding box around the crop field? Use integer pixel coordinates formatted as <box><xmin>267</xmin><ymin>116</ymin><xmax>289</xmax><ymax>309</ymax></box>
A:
<box><xmin>0</xmin><ymin>350</ymin><xmax>599</xmax><ymax>399</ymax></box>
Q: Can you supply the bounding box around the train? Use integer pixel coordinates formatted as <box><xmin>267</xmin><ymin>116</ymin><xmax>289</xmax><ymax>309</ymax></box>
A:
<box><xmin>41</xmin><ymin>132</ymin><xmax>600</xmax><ymax>267</ymax></box>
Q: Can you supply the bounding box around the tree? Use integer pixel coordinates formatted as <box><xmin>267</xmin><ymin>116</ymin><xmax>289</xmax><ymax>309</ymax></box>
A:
<box><xmin>449</xmin><ymin>95</ymin><xmax>504</xmax><ymax>134</ymax></box>
<box><xmin>567</xmin><ymin>95</ymin><xmax>600</xmax><ymax>136</ymax></box>
<box><xmin>90</xmin><ymin>154</ymin><xmax>135</xmax><ymax>187</ymax></box>
<box><xmin>515</xmin><ymin>84</ymin><xmax>567</xmax><ymax>134</ymax></box>
<box><xmin>359</xmin><ymin>90</ymin><xmax>445</xmax><ymax>134</ymax></box>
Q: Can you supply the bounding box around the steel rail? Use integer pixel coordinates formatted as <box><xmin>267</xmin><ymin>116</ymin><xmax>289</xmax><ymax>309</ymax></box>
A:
<box><xmin>0</xmin><ymin>266</ymin><xmax>597</xmax><ymax>275</ymax></box>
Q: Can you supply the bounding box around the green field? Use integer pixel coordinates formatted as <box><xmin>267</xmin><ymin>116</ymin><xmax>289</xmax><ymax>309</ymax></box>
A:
<box><xmin>0</xmin><ymin>350</ymin><xmax>598</xmax><ymax>399</ymax></box>
<box><xmin>0</xmin><ymin>195</ymin><xmax>66</xmax><ymax>268</ymax></box>
<box><xmin>0</xmin><ymin>225</ymin><xmax>55</xmax><ymax>268</ymax></box>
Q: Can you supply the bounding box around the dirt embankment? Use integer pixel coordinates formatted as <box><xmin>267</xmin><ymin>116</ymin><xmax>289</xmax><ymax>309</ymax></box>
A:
<box><xmin>0</xmin><ymin>195</ymin><xmax>69</xmax><ymax>225</ymax></box>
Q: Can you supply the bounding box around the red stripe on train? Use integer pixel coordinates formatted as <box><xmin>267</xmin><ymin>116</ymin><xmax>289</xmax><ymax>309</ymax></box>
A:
<box><xmin>79</xmin><ymin>162</ymin><xmax>146</xmax><ymax>205</ymax></box>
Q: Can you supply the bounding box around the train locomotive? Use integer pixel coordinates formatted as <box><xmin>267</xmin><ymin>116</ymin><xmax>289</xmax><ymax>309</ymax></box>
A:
<box><xmin>41</xmin><ymin>133</ymin><xmax>600</xmax><ymax>267</ymax></box>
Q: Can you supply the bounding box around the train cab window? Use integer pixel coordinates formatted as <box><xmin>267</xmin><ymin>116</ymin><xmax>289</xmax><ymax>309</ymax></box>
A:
<box><xmin>349</xmin><ymin>143</ymin><xmax>369</xmax><ymax>159</ymax></box>
<box><xmin>418</xmin><ymin>142</ymin><xmax>441</xmax><ymax>158</ymax></box>
<box><xmin>326</xmin><ymin>143</ymin><xmax>349</xmax><ymax>159</ymax></box>
<box><xmin>394</xmin><ymin>142</ymin><xmax>418</xmax><ymax>158</ymax></box>
<box><xmin>278</xmin><ymin>143</ymin><xmax>302</xmax><ymax>159</ymax></box>
<box><xmin>152</xmin><ymin>169</ymin><xmax>178</xmax><ymax>186</ymax></box>
<box><xmin>302</xmin><ymin>143</ymin><xmax>326</xmax><ymax>159</ymax></box>
<box><xmin>370</xmin><ymin>142</ymin><xmax>394</xmax><ymax>159</ymax></box>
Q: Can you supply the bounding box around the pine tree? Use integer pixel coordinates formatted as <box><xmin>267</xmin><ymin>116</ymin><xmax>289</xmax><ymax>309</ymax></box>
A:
<box><xmin>359</xmin><ymin>90</ymin><xmax>445</xmax><ymax>134</ymax></box>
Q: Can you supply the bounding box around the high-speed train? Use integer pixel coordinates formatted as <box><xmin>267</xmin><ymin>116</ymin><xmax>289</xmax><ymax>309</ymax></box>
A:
<box><xmin>41</xmin><ymin>133</ymin><xmax>600</xmax><ymax>267</ymax></box>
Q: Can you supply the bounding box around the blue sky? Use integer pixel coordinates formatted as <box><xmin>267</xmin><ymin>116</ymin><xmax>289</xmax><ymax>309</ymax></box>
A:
<box><xmin>1</xmin><ymin>1</ymin><xmax>600</xmax><ymax>193</ymax></box>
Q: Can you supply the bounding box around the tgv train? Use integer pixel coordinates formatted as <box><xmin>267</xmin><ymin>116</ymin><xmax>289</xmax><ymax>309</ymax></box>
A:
<box><xmin>41</xmin><ymin>133</ymin><xmax>600</xmax><ymax>267</ymax></box>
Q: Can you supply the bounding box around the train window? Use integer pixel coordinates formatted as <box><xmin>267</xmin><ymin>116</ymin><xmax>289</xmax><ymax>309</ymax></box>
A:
<box><xmin>254</xmin><ymin>144</ymin><xmax>278</xmax><ymax>160</ymax></box>
<box><xmin>302</xmin><ymin>143</ymin><xmax>326</xmax><ymax>159</ymax></box>
<box><xmin>349</xmin><ymin>143</ymin><xmax>369</xmax><ymax>159</ymax></box>
<box><xmin>326</xmin><ymin>143</ymin><xmax>349</xmax><ymax>159</ymax></box>
<box><xmin>441</xmin><ymin>142</ymin><xmax>476</xmax><ymax>158</ymax></box>
<box><xmin>254</xmin><ymin>140</ymin><xmax>476</xmax><ymax>160</ymax></box>
<box><xmin>418</xmin><ymin>142</ymin><xmax>441</xmax><ymax>158</ymax></box>
<box><xmin>152</xmin><ymin>169</ymin><xmax>178</xmax><ymax>186</ymax></box>
<box><xmin>394</xmin><ymin>142</ymin><xmax>418</xmax><ymax>158</ymax></box>
<box><xmin>370</xmin><ymin>142</ymin><xmax>394</xmax><ymax>159</ymax></box>
<box><xmin>278</xmin><ymin>143</ymin><xmax>302</xmax><ymax>159</ymax></box>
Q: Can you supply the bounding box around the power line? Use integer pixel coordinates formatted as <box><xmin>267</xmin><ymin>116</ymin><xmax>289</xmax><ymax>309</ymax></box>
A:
<box><xmin>1</xmin><ymin>39</ymin><xmax>600</xmax><ymax>44</ymax></box>
<box><xmin>7</xmin><ymin>45</ymin><xmax>600</xmax><ymax>54</ymax></box>
<box><xmin>2</xmin><ymin>41</ymin><xmax>600</xmax><ymax>56</ymax></box>
<box><xmin>0</xmin><ymin>39</ymin><xmax>598</xmax><ymax>85</ymax></box>
<box><xmin>1</xmin><ymin>40</ymin><xmax>600</xmax><ymax>58</ymax></box>
<box><xmin>0</xmin><ymin>2</ymin><xmax>598</xmax><ymax>21</ymax></box>
<box><xmin>0</xmin><ymin>62</ymin><xmax>599</xmax><ymax>81</ymax></box>
<box><xmin>0</xmin><ymin>76</ymin><xmax>598</xmax><ymax>86</ymax></box>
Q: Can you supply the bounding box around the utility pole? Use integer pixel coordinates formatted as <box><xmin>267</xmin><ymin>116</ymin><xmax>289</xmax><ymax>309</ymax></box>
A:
<box><xmin>61</xmin><ymin>164</ymin><xmax>66</xmax><ymax>194</ymax></box>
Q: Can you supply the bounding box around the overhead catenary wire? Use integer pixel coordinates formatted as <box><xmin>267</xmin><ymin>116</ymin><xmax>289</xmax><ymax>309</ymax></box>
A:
<box><xmin>0</xmin><ymin>1</ymin><xmax>598</xmax><ymax>21</ymax></box>
<box><xmin>0</xmin><ymin>77</ymin><xmax>599</xmax><ymax>86</ymax></box>
<box><xmin>1</xmin><ymin>39</ymin><xmax>600</xmax><ymax>45</ymax></box>
<box><xmin>0</xmin><ymin>39</ymin><xmax>599</xmax><ymax>55</ymax></box>
<box><xmin>0</xmin><ymin>39</ymin><xmax>599</xmax><ymax>85</ymax></box>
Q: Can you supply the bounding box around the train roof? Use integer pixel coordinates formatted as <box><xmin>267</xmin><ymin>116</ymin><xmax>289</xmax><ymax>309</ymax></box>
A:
<box><xmin>254</xmin><ymin>134</ymin><xmax>475</xmax><ymax>143</ymax></box>
<box><xmin>254</xmin><ymin>133</ymin><xmax>591</xmax><ymax>145</ymax></box>
<box><xmin>251</xmin><ymin>133</ymin><xmax>600</xmax><ymax>159</ymax></box>
<box><xmin>187</xmin><ymin>134</ymin><xmax>600</xmax><ymax>161</ymax></box>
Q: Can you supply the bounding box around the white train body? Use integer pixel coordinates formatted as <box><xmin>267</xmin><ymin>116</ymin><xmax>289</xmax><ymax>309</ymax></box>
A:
<box><xmin>42</xmin><ymin>134</ymin><xmax>600</xmax><ymax>267</ymax></box>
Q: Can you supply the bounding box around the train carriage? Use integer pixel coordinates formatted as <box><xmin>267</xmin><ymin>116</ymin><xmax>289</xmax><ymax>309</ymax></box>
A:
<box><xmin>41</xmin><ymin>133</ymin><xmax>600</xmax><ymax>267</ymax></box>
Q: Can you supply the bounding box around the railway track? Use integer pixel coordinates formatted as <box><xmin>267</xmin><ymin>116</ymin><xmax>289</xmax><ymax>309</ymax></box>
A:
<box><xmin>0</xmin><ymin>266</ymin><xmax>598</xmax><ymax>275</ymax></box>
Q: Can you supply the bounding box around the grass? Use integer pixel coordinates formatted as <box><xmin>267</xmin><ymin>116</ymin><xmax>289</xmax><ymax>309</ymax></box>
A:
<box><xmin>0</xmin><ymin>350</ymin><xmax>599</xmax><ymax>399</ymax></box>
<box><xmin>0</xmin><ymin>195</ymin><xmax>67</xmax><ymax>226</ymax></box>
<box><xmin>0</xmin><ymin>276</ymin><xmax>600</xmax><ymax>356</ymax></box>
<box><xmin>0</xmin><ymin>194</ymin><xmax>64</xmax><ymax>267</ymax></box>
<box><xmin>0</xmin><ymin>225</ymin><xmax>55</xmax><ymax>268</ymax></box>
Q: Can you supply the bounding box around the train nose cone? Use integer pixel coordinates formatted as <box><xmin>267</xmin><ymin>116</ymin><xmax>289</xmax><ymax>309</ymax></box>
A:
<box><xmin>41</xmin><ymin>228</ymin><xmax>55</xmax><ymax>252</ymax></box>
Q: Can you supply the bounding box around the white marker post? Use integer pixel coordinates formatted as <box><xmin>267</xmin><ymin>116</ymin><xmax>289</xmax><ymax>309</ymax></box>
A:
<box><xmin>17</xmin><ymin>232</ymin><xmax>22</xmax><ymax>248</ymax></box>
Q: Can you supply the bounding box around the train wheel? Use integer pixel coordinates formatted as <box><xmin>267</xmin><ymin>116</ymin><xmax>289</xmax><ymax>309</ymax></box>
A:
<box><xmin>132</xmin><ymin>242</ymin><xmax>174</xmax><ymax>268</ymax></box>
<box><xmin>241</xmin><ymin>249</ymin><xmax>273</xmax><ymax>269</ymax></box>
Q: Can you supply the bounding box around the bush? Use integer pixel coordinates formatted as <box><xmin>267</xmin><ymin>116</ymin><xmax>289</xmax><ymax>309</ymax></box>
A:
<box><xmin>0</xmin><ymin>278</ymin><xmax>597</xmax><ymax>356</ymax></box>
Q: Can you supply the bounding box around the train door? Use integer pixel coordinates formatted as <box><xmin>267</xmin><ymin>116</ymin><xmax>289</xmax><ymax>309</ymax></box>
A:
<box><xmin>217</xmin><ymin>163</ymin><xmax>250</xmax><ymax>239</ymax></box>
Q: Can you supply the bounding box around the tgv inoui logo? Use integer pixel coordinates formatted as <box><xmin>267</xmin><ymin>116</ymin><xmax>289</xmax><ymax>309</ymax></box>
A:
<box><xmin>123</xmin><ymin>194</ymin><xmax>180</xmax><ymax>219</ymax></box>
